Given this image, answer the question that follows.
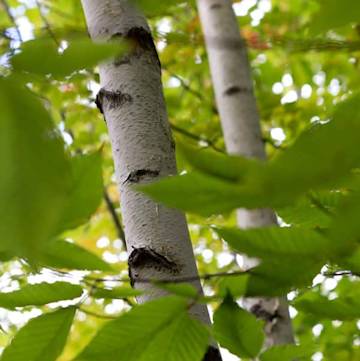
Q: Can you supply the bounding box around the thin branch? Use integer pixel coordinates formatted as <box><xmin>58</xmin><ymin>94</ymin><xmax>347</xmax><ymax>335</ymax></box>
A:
<box><xmin>78</xmin><ymin>307</ymin><xmax>119</xmax><ymax>320</ymax></box>
<box><xmin>322</xmin><ymin>270</ymin><xmax>360</xmax><ymax>278</ymax></box>
<box><xmin>272</xmin><ymin>37</ymin><xmax>360</xmax><ymax>53</ymax></box>
<box><xmin>103</xmin><ymin>188</ymin><xmax>127</xmax><ymax>250</ymax></box>
<box><xmin>169</xmin><ymin>72</ymin><xmax>204</xmax><ymax>100</ymax></box>
<box><xmin>171</xmin><ymin>123</ymin><xmax>224</xmax><ymax>153</ymax></box>
<box><xmin>262</xmin><ymin>136</ymin><xmax>286</xmax><ymax>151</ymax></box>
<box><xmin>39</xmin><ymin>0</ymin><xmax>76</xmax><ymax>21</ymax></box>
<box><xmin>0</xmin><ymin>0</ymin><xmax>22</xmax><ymax>42</ymax></box>
<box><xmin>164</xmin><ymin>32</ymin><xmax>360</xmax><ymax>53</ymax></box>
<box><xmin>35</xmin><ymin>0</ymin><xmax>60</xmax><ymax>47</ymax></box>
<box><xmin>83</xmin><ymin>269</ymin><xmax>249</xmax><ymax>285</ymax></box>
<box><xmin>50</xmin><ymin>265</ymin><xmax>360</xmax><ymax>288</ymax></box>
<box><xmin>164</xmin><ymin>69</ymin><xmax>218</xmax><ymax>115</ymax></box>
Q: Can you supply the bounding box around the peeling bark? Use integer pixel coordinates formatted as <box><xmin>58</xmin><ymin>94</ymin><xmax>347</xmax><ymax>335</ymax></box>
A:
<box><xmin>197</xmin><ymin>0</ymin><xmax>294</xmax><ymax>347</ymax></box>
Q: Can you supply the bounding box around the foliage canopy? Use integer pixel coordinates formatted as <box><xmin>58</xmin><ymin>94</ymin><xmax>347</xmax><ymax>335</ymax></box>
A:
<box><xmin>0</xmin><ymin>0</ymin><xmax>360</xmax><ymax>360</ymax></box>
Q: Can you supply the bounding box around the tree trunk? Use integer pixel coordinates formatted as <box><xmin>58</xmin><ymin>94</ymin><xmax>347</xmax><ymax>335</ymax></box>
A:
<box><xmin>81</xmin><ymin>1</ymin><xmax>221</xmax><ymax>359</ymax></box>
<box><xmin>196</xmin><ymin>0</ymin><xmax>294</xmax><ymax>347</ymax></box>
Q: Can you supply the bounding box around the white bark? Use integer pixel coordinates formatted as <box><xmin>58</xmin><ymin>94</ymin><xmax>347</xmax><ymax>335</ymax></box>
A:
<box><xmin>197</xmin><ymin>0</ymin><xmax>294</xmax><ymax>346</ymax></box>
<box><xmin>80</xmin><ymin>3</ymin><xmax>219</xmax><ymax>352</ymax></box>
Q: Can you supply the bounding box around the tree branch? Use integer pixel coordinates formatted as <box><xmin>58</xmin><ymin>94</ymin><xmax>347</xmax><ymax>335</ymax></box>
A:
<box><xmin>0</xmin><ymin>0</ymin><xmax>22</xmax><ymax>42</ymax></box>
<box><xmin>164</xmin><ymin>69</ymin><xmax>218</xmax><ymax>115</ymax></box>
<box><xmin>171</xmin><ymin>123</ymin><xmax>224</xmax><ymax>153</ymax></box>
<box><xmin>322</xmin><ymin>270</ymin><xmax>360</xmax><ymax>277</ymax></box>
<box><xmin>36</xmin><ymin>0</ymin><xmax>60</xmax><ymax>47</ymax></box>
<box><xmin>78</xmin><ymin>307</ymin><xmax>119</xmax><ymax>319</ymax></box>
<box><xmin>103</xmin><ymin>188</ymin><xmax>127</xmax><ymax>250</ymax></box>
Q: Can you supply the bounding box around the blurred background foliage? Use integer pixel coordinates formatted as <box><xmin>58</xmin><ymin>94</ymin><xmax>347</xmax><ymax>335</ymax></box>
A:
<box><xmin>0</xmin><ymin>1</ymin><xmax>360</xmax><ymax>360</ymax></box>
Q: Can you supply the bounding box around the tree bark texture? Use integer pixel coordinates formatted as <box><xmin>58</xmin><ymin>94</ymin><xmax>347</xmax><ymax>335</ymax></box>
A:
<box><xmin>196</xmin><ymin>0</ymin><xmax>294</xmax><ymax>347</ymax></box>
<box><xmin>81</xmin><ymin>3</ymin><xmax>222</xmax><ymax>358</ymax></box>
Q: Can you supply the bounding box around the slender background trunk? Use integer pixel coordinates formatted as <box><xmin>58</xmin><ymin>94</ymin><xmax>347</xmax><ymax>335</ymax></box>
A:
<box><xmin>81</xmin><ymin>1</ymin><xmax>222</xmax><ymax>359</ymax></box>
<box><xmin>196</xmin><ymin>0</ymin><xmax>295</xmax><ymax>347</ymax></box>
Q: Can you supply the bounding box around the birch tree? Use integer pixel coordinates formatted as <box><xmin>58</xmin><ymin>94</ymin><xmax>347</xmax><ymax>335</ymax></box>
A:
<box><xmin>80</xmin><ymin>0</ymin><xmax>221</xmax><ymax>359</ymax></box>
<box><xmin>196</xmin><ymin>0</ymin><xmax>294</xmax><ymax>346</ymax></box>
<box><xmin>1</xmin><ymin>1</ymin><xmax>360</xmax><ymax>360</ymax></box>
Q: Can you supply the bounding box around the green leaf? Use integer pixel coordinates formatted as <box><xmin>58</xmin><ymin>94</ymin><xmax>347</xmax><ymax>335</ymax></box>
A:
<box><xmin>246</xmin><ymin>260</ymin><xmax>321</xmax><ymax>297</ymax></box>
<box><xmin>294</xmin><ymin>292</ymin><xmax>360</xmax><ymax>320</ymax></box>
<box><xmin>40</xmin><ymin>239</ymin><xmax>113</xmax><ymax>271</ymax></box>
<box><xmin>213</xmin><ymin>296</ymin><xmax>264</xmax><ymax>358</ymax></box>
<box><xmin>12</xmin><ymin>37</ymin><xmax>125</xmax><ymax>78</ymax></box>
<box><xmin>218</xmin><ymin>275</ymin><xmax>249</xmax><ymax>298</ymax></box>
<box><xmin>216</xmin><ymin>226</ymin><xmax>331</xmax><ymax>261</ymax></box>
<box><xmin>267</xmin><ymin>94</ymin><xmax>360</xmax><ymax>202</ymax></box>
<box><xmin>0</xmin><ymin>251</ymin><xmax>14</xmax><ymax>263</ymax></box>
<box><xmin>342</xmin><ymin>247</ymin><xmax>360</xmax><ymax>273</ymax></box>
<box><xmin>138</xmin><ymin>171</ymin><xmax>250</xmax><ymax>216</ymax></box>
<box><xmin>57</xmin><ymin>151</ymin><xmax>103</xmax><ymax>232</ymax></box>
<box><xmin>178</xmin><ymin>142</ymin><xmax>259</xmax><ymax>182</ymax></box>
<box><xmin>0</xmin><ymin>307</ymin><xmax>75</xmax><ymax>361</ymax></box>
<box><xmin>0</xmin><ymin>282</ymin><xmax>83</xmax><ymax>309</ymax></box>
<box><xmin>140</xmin><ymin>94</ymin><xmax>360</xmax><ymax>215</ymax></box>
<box><xmin>310</xmin><ymin>0</ymin><xmax>360</xmax><ymax>34</ymax></box>
<box><xmin>92</xmin><ymin>287</ymin><xmax>142</xmax><ymax>299</ymax></box>
<box><xmin>75</xmin><ymin>296</ymin><xmax>209</xmax><ymax>361</ymax></box>
<box><xmin>276</xmin><ymin>191</ymin><xmax>341</xmax><ymax>228</ymax></box>
<box><xmin>327</xmin><ymin>179</ymin><xmax>360</xmax><ymax>251</ymax></box>
<box><xmin>260</xmin><ymin>344</ymin><xmax>314</xmax><ymax>361</ymax></box>
<box><xmin>0</xmin><ymin>77</ymin><xmax>71</xmax><ymax>260</ymax></box>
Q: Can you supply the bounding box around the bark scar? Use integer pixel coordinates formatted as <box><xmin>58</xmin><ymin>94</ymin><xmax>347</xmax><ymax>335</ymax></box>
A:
<box><xmin>250</xmin><ymin>304</ymin><xmax>280</xmax><ymax>322</ymax></box>
<box><xmin>128</xmin><ymin>246</ymin><xmax>179</xmax><ymax>286</ymax></box>
<box><xmin>223</xmin><ymin>85</ymin><xmax>251</xmax><ymax>96</ymax></box>
<box><xmin>123</xmin><ymin>169</ymin><xmax>160</xmax><ymax>184</ymax></box>
<box><xmin>111</xmin><ymin>27</ymin><xmax>161</xmax><ymax>68</ymax></box>
<box><xmin>95</xmin><ymin>88</ymin><xmax>133</xmax><ymax>114</ymax></box>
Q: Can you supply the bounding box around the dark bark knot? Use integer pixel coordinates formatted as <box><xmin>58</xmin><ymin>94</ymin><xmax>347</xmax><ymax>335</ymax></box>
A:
<box><xmin>250</xmin><ymin>304</ymin><xmax>280</xmax><ymax>323</ymax></box>
<box><xmin>223</xmin><ymin>85</ymin><xmax>251</xmax><ymax>96</ymax></box>
<box><xmin>95</xmin><ymin>88</ymin><xmax>133</xmax><ymax>114</ymax></box>
<box><xmin>112</xmin><ymin>27</ymin><xmax>161</xmax><ymax>68</ymax></box>
<box><xmin>123</xmin><ymin>169</ymin><xmax>160</xmax><ymax>184</ymax></box>
<box><xmin>210</xmin><ymin>3</ymin><xmax>222</xmax><ymax>10</ymax></box>
<box><xmin>208</xmin><ymin>37</ymin><xmax>245</xmax><ymax>51</ymax></box>
<box><xmin>128</xmin><ymin>246</ymin><xmax>179</xmax><ymax>286</ymax></box>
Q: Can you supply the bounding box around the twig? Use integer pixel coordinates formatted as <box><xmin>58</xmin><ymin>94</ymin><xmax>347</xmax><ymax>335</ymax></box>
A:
<box><xmin>164</xmin><ymin>70</ymin><xmax>218</xmax><ymax>115</ymax></box>
<box><xmin>262</xmin><ymin>136</ymin><xmax>286</xmax><ymax>151</ymax></box>
<box><xmin>322</xmin><ymin>270</ymin><xmax>360</xmax><ymax>277</ymax></box>
<box><xmin>53</xmin><ymin>265</ymin><xmax>360</xmax><ymax>288</ymax></box>
<box><xmin>83</xmin><ymin>269</ymin><xmax>249</xmax><ymax>285</ymax></box>
<box><xmin>272</xmin><ymin>37</ymin><xmax>360</xmax><ymax>53</ymax></box>
<box><xmin>1</xmin><ymin>0</ymin><xmax>22</xmax><ymax>42</ymax></box>
<box><xmin>44</xmin><ymin>265</ymin><xmax>248</xmax><ymax>286</ymax></box>
<box><xmin>155</xmin><ymin>28</ymin><xmax>360</xmax><ymax>53</ymax></box>
<box><xmin>171</xmin><ymin>123</ymin><xmax>224</xmax><ymax>153</ymax></box>
<box><xmin>103</xmin><ymin>188</ymin><xmax>127</xmax><ymax>250</ymax></box>
<box><xmin>35</xmin><ymin>0</ymin><xmax>60</xmax><ymax>47</ymax></box>
<box><xmin>39</xmin><ymin>0</ymin><xmax>74</xmax><ymax>20</ymax></box>
<box><xmin>78</xmin><ymin>307</ymin><xmax>119</xmax><ymax>320</ymax></box>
